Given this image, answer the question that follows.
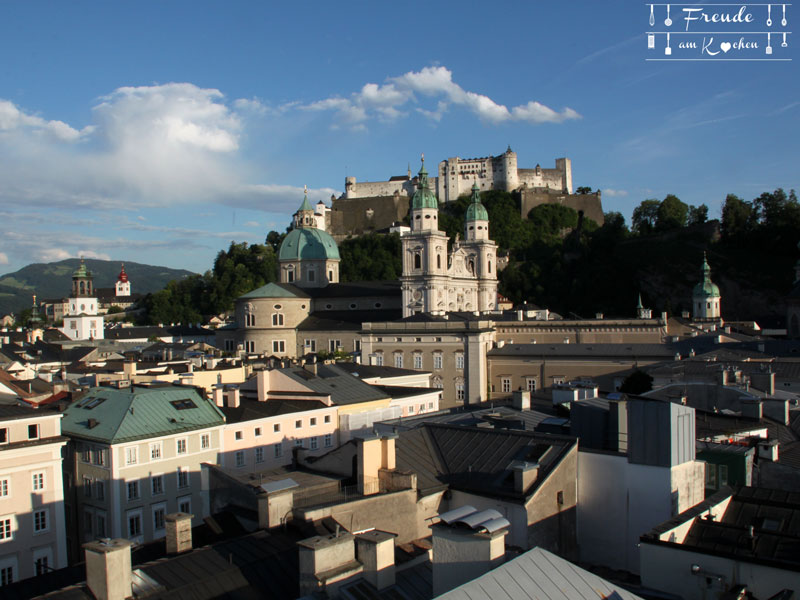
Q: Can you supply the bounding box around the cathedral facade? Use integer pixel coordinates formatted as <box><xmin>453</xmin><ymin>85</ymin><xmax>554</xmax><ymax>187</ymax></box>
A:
<box><xmin>400</xmin><ymin>160</ymin><xmax>498</xmax><ymax>317</ymax></box>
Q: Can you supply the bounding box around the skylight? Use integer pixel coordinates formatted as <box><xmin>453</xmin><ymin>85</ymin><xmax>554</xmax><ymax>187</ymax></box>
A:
<box><xmin>170</xmin><ymin>399</ymin><xmax>197</xmax><ymax>410</ymax></box>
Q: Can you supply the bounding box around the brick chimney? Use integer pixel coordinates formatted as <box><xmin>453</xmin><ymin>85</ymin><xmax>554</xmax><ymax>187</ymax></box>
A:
<box><xmin>298</xmin><ymin>531</ymin><xmax>362</xmax><ymax>596</ymax></box>
<box><xmin>165</xmin><ymin>512</ymin><xmax>193</xmax><ymax>554</ymax></box>
<box><xmin>356</xmin><ymin>530</ymin><xmax>396</xmax><ymax>591</ymax></box>
<box><xmin>83</xmin><ymin>538</ymin><xmax>133</xmax><ymax>600</ymax></box>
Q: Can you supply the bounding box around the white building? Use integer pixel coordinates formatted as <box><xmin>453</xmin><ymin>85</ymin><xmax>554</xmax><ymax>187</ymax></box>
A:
<box><xmin>692</xmin><ymin>253</ymin><xmax>722</xmax><ymax>322</ymax></box>
<box><xmin>400</xmin><ymin>159</ymin><xmax>498</xmax><ymax>317</ymax></box>
<box><xmin>60</xmin><ymin>260</ymin><xmax>104</xmax><ymax>341</ymax></box>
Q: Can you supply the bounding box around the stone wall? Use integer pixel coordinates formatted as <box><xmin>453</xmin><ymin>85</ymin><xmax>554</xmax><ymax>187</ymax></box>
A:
<box><xmin>520</xmin><ymin>189</ymin><xmax>604</xmax><ymax>226</ymax></box>
<box><xmin>329</xmin><ymin>194</ymin><xmax>411</xmax><ymax>241</ymax></box>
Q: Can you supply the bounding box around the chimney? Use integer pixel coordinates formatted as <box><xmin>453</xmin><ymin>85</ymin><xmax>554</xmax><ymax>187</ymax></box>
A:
<box><xmin>213</xmin><ymin>385</ymin><xmax>224</xmax><ymax>407</ymax></box>
<box><xmin>740</xmin><ymin>399</ymin><xmax>763</xmax><ymax>420</ymax></box>
<box><xmin>304</xmin><ymin>356</ymin><xmax>319</xmax><ymax>376</ymax></box>
<box><xmin>84</xmin><ymin>538</ymin><xmax>133</xmax><ymax>600</ymax></box>
<box><xmin>123</xmin><ymin>360</ymin><xmax>137</xmax><ymax>379</ymax></box>
<box><xmin>431</xmin><ymin>507</ymin><xmax>509</xmax><ymax>596</ymax></box>
<box><xmin>512</xmin><ymin>390</ymin><xmax>530</xmax><ymax>410</ymax></box>
<box><xmin>356</xmin><ymin>434</ymin><xmax>396</xmax><ymax>495</ymax></box>
<box><xmin>758</xmin><ymin>439</ymin><xmax>779</xmax><ymax>462</ymax></box>
<box><xmin>750</xmin><ymin>372</ymin><xmax>775</xmax><ymax>396</ymax></box>
<box><xmin>356</xmin><ymin>530</ymin><xmax>396</xmax><ymax>591</ymax></box>
<box><xmin>165</xmin><ymin>512</ymin><xmax>193</xmax><ymax>554</ymax></box>
<box><xmin>226</xmin><ymin>387</ymin><xmax>240</xmax><ymax>408</ymax></box>
<box><xmin>298</xmin><ymin>532</ymin><xmax>361</xmax><ymax>596</ymax></box>
<box><xmin>511</xmin><ymin>461</ymin><xmax>538</xmax><ymax>494</ymax></box>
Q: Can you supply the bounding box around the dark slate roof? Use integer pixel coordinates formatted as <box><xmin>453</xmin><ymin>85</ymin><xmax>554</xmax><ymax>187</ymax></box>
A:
<box><xmin>679</xmin><ymin>487</ymin><xmax>800</xmax><ymax>570</ymax></box>
<box><xmin>297</xmin><ymin>309</ymin><xmax>402</xmax><ymax>331</ymax></box>
<box><xmin>282</xmin><ymin>364</ymin><xmax>389</xmax><ymax>405</ymax></box>
<box><xmin>396</xmin><ymin>423</ymin><xmax>576</xmax><ymax>499</ymax></box>
<box><xmin>378</xmin><ymin>404</ymin><xmax>553</xmax><ymax>435</ymax></box>
<box><xmin>104</xmin><ymin>325</ymin><xmax>213</xmax><ymax>341</ymax></box>
<box><xmin>302</xmin><ymin>281</ymin><xmax>401</xmax><ymax>299</ymax></box>
<box><xmin>373</xmin><ymin>385</ymin><xmax>437</xmax><ymax>400</ymax></box>
<box><xmin>696</xmin><ymin>441</ymin><xmax>754</xmax><ymax>455</ymax></box>
<box><xmin>334</xmin><ymin>362</ymin><xmax>428</xmax><ymax>379</ymax></box>
<box><xmin>488</xmin><ymin>343</ymin><xmax>679</xmax><ymax>359</ymax></box>
<box><xmin>695</xmin><ymin>411</ymin><xmax>768</xmax><ymax>439</ymax></box>
<box><xmin>220</xmin><ymin>398</ymin><xmax>330</xmax><ymax>424</ymax></box>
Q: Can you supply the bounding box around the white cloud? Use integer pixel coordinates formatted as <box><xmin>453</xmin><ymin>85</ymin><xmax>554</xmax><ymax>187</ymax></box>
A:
<box><xmin>297</xmin><ymin>66</ymin><xmax>580</xmax><ymax>128</ymax></box>
<box><xmin>0</xmin><ymin>252</ymin><xmax>8</xmax><ymax>265</ymax></box>
<box><xmin>0</xmin><ymin>99</ymin><xmax>93</xmax><ymax>141</ymax></box>
<box><xmin>603</xmin><ymin>188</ymin><xmax>629</xmax><ymax>197</ymax></box>
<box><xmin>36</xmin><ymin>248</ymin><xmax>72</xmax><ymax>262</ymax></box>
<box><xmin>243</xmin><ymin>221</ymin><xmax>260</xmax><ymax>228</ymax></box>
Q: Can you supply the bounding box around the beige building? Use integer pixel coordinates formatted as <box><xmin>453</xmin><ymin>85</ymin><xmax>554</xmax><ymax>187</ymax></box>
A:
<box><xmin>0</xmin><ymin>404</ymin><xmax>68</xmax><ymax>586</ymax></box>
<box><xmin>60</xmin><ymin>384</ymin><xmax>225</xmax><ymax>560</ymax></box>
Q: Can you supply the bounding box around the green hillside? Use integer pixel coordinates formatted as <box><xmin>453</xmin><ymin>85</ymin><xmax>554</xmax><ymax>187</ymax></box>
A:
<box><xmin>0</xmin><ymin>259</ymin><xmax>195</xmax><ymax>316</ymax></box>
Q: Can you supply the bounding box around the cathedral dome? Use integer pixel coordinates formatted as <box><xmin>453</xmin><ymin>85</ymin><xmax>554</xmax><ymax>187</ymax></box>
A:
<box><xmin>411</xmin><ymin>159</ymin><xmax>438</xmax><ymax>210</ymax></box>
<box><xmin>465</xmin><ymin>183</ymin><xmax>489</xmax><ymax>222</ymax></box>
<box><xmin>693</xmin><ymin>254</ymin><xmax>720</xmax><ymax>298</ymax></box>
<box><xmin>278</xmin><ymin>227</ymin><xmax>340</xmax><ymax>261</ymax></box>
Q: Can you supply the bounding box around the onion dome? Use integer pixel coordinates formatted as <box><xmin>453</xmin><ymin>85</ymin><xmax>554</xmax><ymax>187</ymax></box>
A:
<box><xmin>117</xmin><ymin>263</ymin><xmax>129</xmax><ymax>283</ymax></box>
<box><xmin>692</xmin><ymin>253</ymin><xmax>720</xmax><ymax>298</ymax></box>
<box><xmin>465</xmin><ymin>182</ymin><xmax>489</xmax><ymax>222</ymax></box>
<box><xmin>411</xmin><ymin>155</ymin><xmax>438</xmax><ymax>210</ymax></box>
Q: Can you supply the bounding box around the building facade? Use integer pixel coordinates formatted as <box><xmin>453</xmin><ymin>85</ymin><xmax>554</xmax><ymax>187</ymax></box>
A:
<box><xmin>60</xmin><ymin>260</ymin><xmax>104</xmax><ymax>341</ymax></box>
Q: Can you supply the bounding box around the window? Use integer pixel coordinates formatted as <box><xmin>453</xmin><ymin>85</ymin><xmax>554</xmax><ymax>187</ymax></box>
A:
<box><xmin>235</xmin><ymin>451</ymin><xmax>245</xmax><ymax>468</ymax></box>
<box><xmin>34</xmin><ymin>555</ymin><xmax>49</xmax><ymax>576</ymax></box>
<box><xmin>408</xmin><ymin>405</ymin><xmax>415</xmax><ymax>415</ymax></box>
<box><xmin>433</xmin><ymin>354</ymin><xmax>443</xmax><ymax>370</ymax></box>
<box><xmin>153</xmin><ymin>505</ymin><xmax>166</xmax><ymax>531</ymax></box>
<box><xmin>201</xmin><ymin>434</ymin><xmax>210</xmax><ymax>449</ymax></box>
<box><xmin>245</xmin><ymin>340</ymin><xmax>255</xmax><ymax>353</ymax></box>
<box><xmin>126</xmin><ymin>446</ymin><xmax>138</xmax><ymax>465</ymax></box>
<box><xmin>428</xmin><ymin>402</ymin><xmax>434</xmax><ymax>409</ymax></box>
<box><xmin>705</xmin><ymin>464</ymin><xmax>717</xmax><ymax>488</ymax></box>
<box><xmin>394</xmin><ymin>353</ymin><xmax>403</xmax><ymax>368</ymax></box>
<box><xmin>176</xmin><ymin>439</ymin><xmax>187</xmax><ymax>454</ymax></box>
<box><xmin>414</xmin><ymin>253</ymin><xmax>421</xmax><ymax>269</ymax></box>
<box><xmin>0</xmin><ymin>429</ymin><xmax>7</xmax><ymax>444</ymax></box>
<box><xmin>235</xmin><ymin>431</ymin><xmax>243</xmax><ymax>441</ymax></box>
<box><xmin>502</xmin><ymin>378</ymin><xmax>512</xmax><ymax>393</ymax></box>
<box><xmin>171</xmin><ymin>398</ymin><xmax>197</xmax><ymax>410</ymax></box>
<box><xmin>32</xmin><ymin>472</ymin><xmax>44</xmax><ymax>491</ymax></box>
<box><xmin>414</xmin><ymin>354</ymin><xmax>423</xmax><ymax>369</ymax></box>
<box><xmin>127</xmin><ymin>480</ymin><xmax>140</xmax><ymax>501</ymax></box>
<box><xmin>287</xmin><ymin>267</ymin><xmax>295</xmax><ymax>282</ymax></box>
<box><xmin>329</xmin><ymin>339</ymin><xmax>341</xmax><ymax>352</ymax></box>
<box><xmin>527</xmin><ymin>378</ymin><xmax>537</xmax><ymax>393</ymax></box>
<box><xmin>310</xmin><ymin>437</ymin><xmax>318</xmax><ymax>450</ymax></box>
<box><xmin>244</xmin><ymin>312</ymin><xmax>256</xmax><ymax>327</ymax></box>
<box><xmin>177</xmin><ymin>468</ymin><xmax>189</xmax><ymax>489</ymax></box>
<box><xmin>28</xmin><ymin>424</ymin><xmax>39</xmax><ymax>440</ymax></box>
<box><xmin>255</xmin><ymin>447</ymin><xmax>264</xmax><ymax>463</ymax></box>
<box><xmin>304</xmin><ymin>339</ymin><xmax>317</xmax><ymax>353</ymax></box>
<box><xmin>82</xmin><ymin>447</ymin><xmax>91</xmax><ymax>463</ymax></box>
<box><xmin>310</xmin><ymin>417</ymin><xmax>317</xmax><ymax>427</ymax></box>
<box><xmin>0</xmin><ymin>561</ymin><xmax>13</xmax><ymax>586</ymax></box>
<box><xmin>324</xmin><ymin>415</ymin><xmax>331</xmax><ymax>424</ymax></box>
<box><xmin>151</xmin><ymin>475</ymin><xmax>164</xmax><ymax>496</ymax></box>
<box><xmin>324</xmin><ymin>434</ymin><xmax>332</xmax><ymax>448</ymax></box>
<box><xmin>295</xmin><ymin>439</ymin><xmax>304</xmax><ymax>447</ymax></box>
<box><xmin>375</xmin><ymin>353</ymin><xmax>384</xmax><ymax>366</ymax></box>
<box><xmin>178</xmin><ymin>497</ymin><xmax>191</xmax><ymax>514</ymax></box>
<box><xmin>96</xmin><ymin>512</ymin><xmax>106</xmax><ymax>537</ymax></box>
<box><xmin>272</xmin><ymin>313</ymin><xmax>285</xmax><ymax>326</ymax></box>
<box><xmin>273</xmin><ymin>423</ymin><xmax>281</xmax><ymax>433</ymax></box>
<box><xmin>719</xmin><ymin>464</ymin><xmax>729</xmax><ymax>486</ymax></box>
<box><xmin>83</xmin><ymin>477</ymin><xmax>92</xmax><ymax>497</ymax></box>
<box><xmin>0</xmin><ymin>479</ymin><xmax>7</xmax><ymax>497</ymax></box>
<box><xmin>456</xmin><ymin>382</ymin><xmax>465</xmax><ymax>402</ymax></box>
<box><xmin>95</xmin><ymin>480</ymin><xmax>105</xmax><ymax>501</ymax></box>
<box><xmin>0</xmin><ymin>517</ymin><xmax>12</xmax><ymax>541</ymax></box>
<box><xmin>224</xmin><ymin>339</ymin><xmax>236</xmax><ymax>352</ymax></box>
<box><xmin>34</xmin><ymin>509</ymin><xmax>48</xmax><ymax>533</ymax></box>
<box><xmin>455</xmin><ymin>354</ymin><xmax>464</xmax><ymax>370</ymax></box>
<box><xmin>255</xmin><ymin>427</ymin><xmax>262</xmax><ymax>437</ymax></box>
<box><xmin>295</xmin><ymin>419</ymin><xmax>302</xmax><ymax>429</ymax></box>
<box><xmin>128</xmin><ymin>511</ymin><xmax>142</xmax><ymax>538</ymax></box>
<box><xmin>93</xmin><ymin>448</ymin><xmax>106</xmax><ymax>466</ymax></box>
<box><xmin>272</xmin><ymin>340</ymin><xmax>285</xmax><ymax>353</ymax></box>
<box><xmin>150</xmin><ymin>442</ymin><xmax>162</xmax><ymax>460</ymax></box>
<box><xmin>274</xmin><ymin>443</ymin><xmax>283</xmax><ymax>458</ymax></box>
<box><xmin>307</xmin><ymin>269</ymin><xmax>316</xmax><ymax>282</ymax></box>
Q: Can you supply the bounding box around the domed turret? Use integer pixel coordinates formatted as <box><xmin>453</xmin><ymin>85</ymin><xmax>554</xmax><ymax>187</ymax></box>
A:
<box><xmin>116</xmin><ymin>263</ymin><xmax>131</xmax><ymax>296</ymax></box>
<box><xmin>692</xmin><ymin>252</ymin><xmax>721</xmax><ymax>321</ymax></box>
<box><xmin>411</xmin><ymin>156</ymin><xmax>438</xmax><ymax>211</ymax></box>
<box><xmin>71</xmin><ymin>258</ymin><xmax>93</xmax><ymax>298</ymax></box>
<box><xmin>464</xmin><ymin>183</ymin><xmax>489</xmax><ymax>241</ymax></box>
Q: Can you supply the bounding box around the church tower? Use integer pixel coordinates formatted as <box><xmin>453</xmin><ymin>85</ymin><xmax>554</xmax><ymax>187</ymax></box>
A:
<box><xmin>115</xmin><ymin>263</ymin><xmax>131</xmax><ymax>296</ymax></box>
<box><xmin>462</xmin><ymin>183</ymin><xmax>498</xmax><ymax>312</ymax></box>
<box><xmin>61</xmin><ymin>259</ymin><xmax>104</xmax><ymax>340</ymax></box>
<box><xmin>401</xmin><ymin>156</ymin><xmax>449</xmax><ymax>316</ymax></box>
<box><xmin>692</xmin><ymin>253</ymin><xmax>722</xmax><ymax>322</ymax></box>
<box><xmin>278</xmin><ymin>188</ymin><xmax>341</xmax><ymax>288</ymax></box>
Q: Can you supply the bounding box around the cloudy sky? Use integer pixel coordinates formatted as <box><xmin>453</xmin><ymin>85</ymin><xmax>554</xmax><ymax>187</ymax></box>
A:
<box><xmin>0</xmin><ymin>1</ymin><xmax>797</xmax><ymax>275</ymax></box>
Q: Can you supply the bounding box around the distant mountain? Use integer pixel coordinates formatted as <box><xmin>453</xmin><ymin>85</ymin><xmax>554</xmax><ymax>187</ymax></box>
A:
<box><xmin>0</xmin><ymin>259</ymin><xmax>196</xmax><ymax>316</ymax></box>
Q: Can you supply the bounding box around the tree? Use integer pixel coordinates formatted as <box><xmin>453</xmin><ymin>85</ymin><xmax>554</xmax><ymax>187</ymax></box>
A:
<box><xmin>631</xmin><ymin>199</ymin><xmax>660</xmax><ymax>235</ymax></box>
<box><xmin>575</xmin><ymin>186</ymin><xmax>593</xmax><ymax>194</ymax></box>
<box><xmin>266</xmin><ymin>231</ymin><xmax>285</xmax><ymax>253</ymax></box>
<box><xmin>688</xmin><ymin>204</ymin><xmax>709</xmax><ymax>226</ymax></box>
<box><xmin>720</xmin><ymin>194</ymin><xmax>754</xmax><ymax>239</ymax></box>
<box><xmin>655</xmin><ymin>194</ymin><xmax>688</xmax><ymax>231</ymax></box>
<box><xmin>619</xmin><ymin>370</ymin><xmax>653</xmax><ymax>394</ymax></box>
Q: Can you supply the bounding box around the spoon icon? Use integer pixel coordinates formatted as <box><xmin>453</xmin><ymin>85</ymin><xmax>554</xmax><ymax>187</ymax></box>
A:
<box><xmin>665</xmin><ymin>4</ymin><xmax>673</xmax><ymax>26</ymax></box>
<box><xmin>782</xmin><ymin>4</ymin><xmax>787</xmax><ymax>26</ymax></box>
<box><xmin>649</xmin><ymin>4</ymin><xmax>655</xmax><ymax>27</ymax></box>
<box><xmin>767</xmin><ymin>4</ymin><xmax>772</xmax><ymax>27</ymax></box>
<box><xmin>783</xmin><ymin>32</ymin><xmax>788</xmax><ymax>47</ymax></box>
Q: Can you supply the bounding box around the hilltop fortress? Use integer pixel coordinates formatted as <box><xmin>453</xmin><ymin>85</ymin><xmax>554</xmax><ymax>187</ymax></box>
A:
<box><xmin>328</xmin><ymin>148</ymin><xmax>603</xmax><ymax>240</ymax></box>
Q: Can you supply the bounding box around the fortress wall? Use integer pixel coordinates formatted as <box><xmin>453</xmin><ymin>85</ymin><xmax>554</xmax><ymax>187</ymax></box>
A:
<box><xmin>520</xmin><ymin>189</ymin><xmax>605</xmax><ymax>226</ymax></box>
<box><xmin>345</xmin><ymin>180</ymin><xmax>414</xmax><ymax>199</ymax></box>
<box><xmin>329</xmin><ymin>194</ymin><xmax>411</xmax><ymax>240</ymax></box>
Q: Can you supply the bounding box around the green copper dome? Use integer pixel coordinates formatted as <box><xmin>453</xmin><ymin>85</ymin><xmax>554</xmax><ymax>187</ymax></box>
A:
<box><xmin>411</xmin><ymin>158</ymin><xmax>438</xmax><ymax>210</ymax></box>
<box><xmin>279</xmin><ymin>228</ymin><xmax>340</xmax><ymax>261</ymax></box>
<box><xmin>465</xmin><ymin>183</ymin><xmax>489</xmax><ymax>222</ymax></box>
<box><xmin>73</xmin><ymin>259</ymin><xmax>91</xmax><ymax>279</ymax></box>
<box><xmin>692</xmin><ymin>254</ymin><xmax>720</xmax><ymax>298</ymax></box>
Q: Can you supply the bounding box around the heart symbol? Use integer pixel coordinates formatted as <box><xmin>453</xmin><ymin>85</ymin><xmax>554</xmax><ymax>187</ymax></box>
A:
<box><xmin>720</xmin><ymin>42</ymin><xmax>731</xmax><ymax>53</ymax></box>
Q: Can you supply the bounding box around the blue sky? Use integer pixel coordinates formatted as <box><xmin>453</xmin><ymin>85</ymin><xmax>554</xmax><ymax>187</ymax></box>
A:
<box><xmin>0</xmin><ymin>0</ymin><xmax>797</xmax><ymax>276</ymax></box>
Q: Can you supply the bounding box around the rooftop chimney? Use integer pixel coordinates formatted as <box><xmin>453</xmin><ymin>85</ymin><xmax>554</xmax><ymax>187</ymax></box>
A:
<box><xmin>213</xmin><ymin>385</ymin><xmax>224</xmax><ymax>407</ymax></box>
<box><xmin>740</xmin><ymin>399</ymin><xmax>763</xmax><ymax>420</ymax></box>
<box><xmin>165</xmin><ymin>512</ymin><xmax>193</xmax><ymax>554</ymax></box>
<box><xmin>84</xmin><ymin>538</ymin><xmax>133</xmax><ymax>600</ymax></box>
<box><xmin>356</xmin><ymin>530</ymin><xmax>396</xmax><ymax>591</ymax></box>
<box><xmin>512</xmin><ymin>390</ymin><xmax>530</xmax><ymax>411</ymax></box>
<box><xmin>298</xmin><ymin>532</ymin><xmax>361</xmax><ymax>596</ymax></box>
<box><xmin>511</xmin><ymin>461</ymin><xmax>538</xmax><ymax>494</ymax></box>
<box><xmin>758</xmin><ymin>439</ymin><xmax>779</xmax><ymax>462</ymax></box>
<box><xmin>226</xmin><ymin>386</ymin><xmax>240</xmax><ymax>408</ymax></box>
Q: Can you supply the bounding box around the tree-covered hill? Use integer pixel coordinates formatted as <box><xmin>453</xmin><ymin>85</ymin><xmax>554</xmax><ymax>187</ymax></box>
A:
<box><xmin>0</xmin><ymin>259</ymin><xmax>194</xmax><ymax>317</ymax></box>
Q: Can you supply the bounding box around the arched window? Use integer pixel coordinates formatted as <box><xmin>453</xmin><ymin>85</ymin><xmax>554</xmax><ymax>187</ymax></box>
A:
<box><xmin>488</xmin><ymin>260</ymin><xmax>492</xmax><ymax>273</ymax></box>
<box><xmin>437</xmin><ymin>254</ymin><xmax>441</xmax><ymax>269</ymax></box>
<box><xmin>287</xmin><ymin>266</ymin><xmax>295</xmax><ymax>282</ymax></box>
<box><xmin>468</xmin><ymin>259</ymin><xmax>475</xmax><ymax>274</ymax></box>
<box><xmin>414</xmin><ymin>253</ymin><xmax>421</xmax><ymax>269</ymax></box>
<box><xmin>79</xmin><ymin>281</ymin><xmax>85</xmax><ymax>295</ymax></box>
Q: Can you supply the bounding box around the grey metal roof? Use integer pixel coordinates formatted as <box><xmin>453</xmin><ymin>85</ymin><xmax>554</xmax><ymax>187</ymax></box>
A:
<box><xmin>282</xmin><ymin>364</ymin><xmax>389</xmax><ymax>405</ymax></box>
<box><xmin>436</xmin><ymin>546</ymin><xmax>644</xmax><ymax>600</ymax></box>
